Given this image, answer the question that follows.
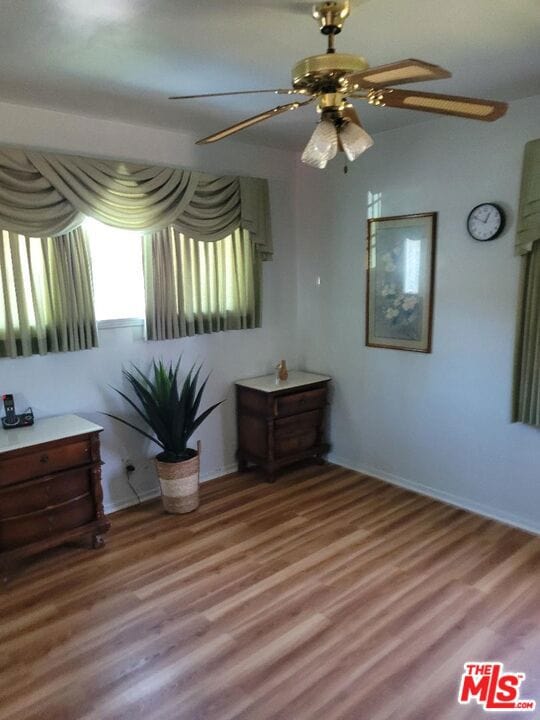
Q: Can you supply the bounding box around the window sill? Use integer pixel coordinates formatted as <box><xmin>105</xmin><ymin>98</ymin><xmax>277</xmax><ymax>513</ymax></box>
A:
<box><xmin>97</xmin><ymin>318</ymin><xmax>145</xmax><ymax>330</ymax></box>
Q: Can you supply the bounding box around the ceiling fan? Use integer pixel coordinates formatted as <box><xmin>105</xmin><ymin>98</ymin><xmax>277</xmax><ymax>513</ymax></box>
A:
<box><xmin>169</xmin><ymin>1</ymin><xmax>508</xmax><ymax>169</ymax></box>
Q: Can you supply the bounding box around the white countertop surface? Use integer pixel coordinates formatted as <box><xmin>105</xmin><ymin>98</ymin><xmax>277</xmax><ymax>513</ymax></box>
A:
<box><xmin>0</xmin><ymin>414</ymin><xmax>103</xmax><ymax>454</ymax></box>
<box><xmin>236</xmin><ymin>371</ymin><xmax>331</xmax><ymax>393</ymax></box>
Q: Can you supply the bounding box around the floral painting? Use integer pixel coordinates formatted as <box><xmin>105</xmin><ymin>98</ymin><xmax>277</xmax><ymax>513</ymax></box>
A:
<box><xmin>366</xmin><ymin>213</ymin><xmax>436</xmax><ymax>352</ymax></box>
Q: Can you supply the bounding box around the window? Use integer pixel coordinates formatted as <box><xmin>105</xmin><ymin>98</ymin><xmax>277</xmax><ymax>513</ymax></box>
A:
<box><xmin>85</xmin><ymin>219</ymin><xmax>260</xmax><ymax>337</ymax></box>
<box><xmin>84</xmin><ymin>218</ymin><xmax>145</xmax><ymax>323</ymax></box>
<box><xmin>1</xmin><ymin>217</ymin><xmax>259</xmax><ymax>357</ymax></box>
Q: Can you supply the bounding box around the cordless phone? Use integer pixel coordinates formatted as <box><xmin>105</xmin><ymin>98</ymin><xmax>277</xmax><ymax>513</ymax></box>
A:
<box><xmin>2</xmin><ymin>394</ymin><xmax>34</xmax><ymax>430</ymax></box>
<box><xmin>2</xmin><ymin>394</ymin><xmax>18</xmax><ymax>427</ymax></box>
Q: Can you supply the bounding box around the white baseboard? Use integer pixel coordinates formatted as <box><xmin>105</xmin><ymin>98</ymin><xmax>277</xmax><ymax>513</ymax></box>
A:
<box><xmin>328</xmin><ymin>452</ymin><xmax>540</xmax><ymax>537</ymax></box>
<box><xmin>105</xmin><ymin>454</ymin><xmax>540</xmax><ymax>537</ymax></box>
<box><xmin>104</xmin><ymin>462</ymin><xmax>238</xmax><ymax>515</ymax></box>
<box><xmin>104</xmin><ymin>486</ymin><xmax>161</xmax><ymax>515</ymax></box>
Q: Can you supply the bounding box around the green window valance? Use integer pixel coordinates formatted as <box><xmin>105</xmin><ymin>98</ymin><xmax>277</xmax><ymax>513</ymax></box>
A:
<box><xmin>0</xmin><ymin>147</ymin><xmax>272</xmax><ymax>259</ymax></box>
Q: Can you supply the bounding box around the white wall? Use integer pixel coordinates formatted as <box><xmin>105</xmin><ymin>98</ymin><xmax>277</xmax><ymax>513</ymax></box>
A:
<box><xmin>1</xmin><ymin>96</ymin><xmax>539</xmax><ymax>532</ymax></box>
<box><xmin>295</xmin><ymin>95</ymin><xmax>540</xmax><ymax>533</ymax></box>
<box><xmin>0</xmin><ymin>101</ymin><xmax>300</xmax><ymax>511</ymax></box>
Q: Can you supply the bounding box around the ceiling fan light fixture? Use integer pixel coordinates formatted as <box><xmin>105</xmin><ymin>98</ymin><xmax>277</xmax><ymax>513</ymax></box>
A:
<box><xmin>301</xmin><ymin>119</ymin><xmax>338</xmax><ymax>168</ymax></box>
<box><xmin>339</xmin><ymin>120</ymin><xmax>374</xmax><ymax>161</ymax></box>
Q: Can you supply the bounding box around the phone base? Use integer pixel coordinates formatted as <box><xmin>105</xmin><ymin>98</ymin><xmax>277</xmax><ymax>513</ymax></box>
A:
<box><xmin>2</xmin><ymin>412</ymin><xmax>34</xmax><ymax>430</ymax></box>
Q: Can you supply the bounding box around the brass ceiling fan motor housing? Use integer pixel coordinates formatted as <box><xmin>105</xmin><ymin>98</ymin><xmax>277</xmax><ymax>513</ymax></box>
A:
<box><xmin>296</xmin><ymin>2</ymin><xmax>369</xmax><ymax>95</ymax></box>
<box><xmin>292</xmin><ymin>53</ymin><xmax>369</xmax><ymax>94</ymax></box>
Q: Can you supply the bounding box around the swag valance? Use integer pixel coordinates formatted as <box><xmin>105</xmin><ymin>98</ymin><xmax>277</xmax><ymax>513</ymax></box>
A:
<box><xmin>516</xmin><ymin>138</ymin><xmax>540</xmax><ymax>256</ymax></box>
<box><xmin>0</xmin><ymin>147</ymin><xmax>272</xmax><ymax>258</ymax></box>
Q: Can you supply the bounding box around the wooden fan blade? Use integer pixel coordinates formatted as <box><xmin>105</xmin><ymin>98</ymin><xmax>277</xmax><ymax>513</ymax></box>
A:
<box><xmin>169</xmin><ymin>89</ymin><xmax>301</xmax><ymax>100</ymax></box>
<box><xmin>346</xmin><ymin>59</ymin><xmax>451</xmax><ymax>89</ymax></box>
<box><xmin>196</xmin><ymin>98</ymin><xmax>314</xmax><ymax>144</ymax></box>
<box><xmin>375</xmin><ymin>88</ymin><xmax>508</xmax><ymax>121</ymax></box>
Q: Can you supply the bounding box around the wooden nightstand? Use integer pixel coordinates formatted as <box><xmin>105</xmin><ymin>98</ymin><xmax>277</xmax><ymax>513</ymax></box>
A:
<box><xmin>235</xmin><ymin>371</ymin><xmax>331</xmax><ymax>482</ymax></box>
<box><xmin>0</xmin><ymin>415</ymin><xmax>110</xmax><ymax>578</ymax></box>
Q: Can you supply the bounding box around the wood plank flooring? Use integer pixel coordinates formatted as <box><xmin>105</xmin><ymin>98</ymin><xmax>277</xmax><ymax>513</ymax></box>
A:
<box><xmin>1</xmin><ymin>463</ymin><xmax>539</xmax><ymax>720</ymax></box>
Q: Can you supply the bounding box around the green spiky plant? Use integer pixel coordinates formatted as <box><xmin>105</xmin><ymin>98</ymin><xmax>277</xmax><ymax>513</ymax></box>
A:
<box><xmin>105</xmin><ymin>358</ymin><xmax>223</xmax><ymax>463</ymax></box>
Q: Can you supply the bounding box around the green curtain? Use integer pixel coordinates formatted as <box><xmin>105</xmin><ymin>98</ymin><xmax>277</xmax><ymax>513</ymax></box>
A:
<box><xmin>143</xmin><ymin>227</ymin><xmax>260</xmax><ymax>340</ymax></box>
<box><xmin>0</xmin><ymin>226</ymin><xmax>97</xmax><ymax>358</ymax></box>
<box><xmin>0</xmin><ymin>148</ymin><xmax>273</xmax><ymax>259</ymax></box>
<box><xmin>515</xmin><ymin>139</ymin><xmax>540</xmax><ymax>257</ymax></box>
<box><xmin>0</xmin><ymin>146</ymin><xmax>272</xmax><ymax>356</ymax></box>
<box><xmin>513</xmin><ymin>242</ymin><xmax>540</xmax><ymax>426</ymax></box>
<box><xmin>513</xmin><ymin>139</ymin><xmax>540</xmax><ymax>426</ymax></box>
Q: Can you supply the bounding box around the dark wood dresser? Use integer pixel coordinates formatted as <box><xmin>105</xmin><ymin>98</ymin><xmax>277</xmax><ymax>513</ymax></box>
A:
<box><xmin>236</xmin><ymin>371</ymin><xmax>331</xmax><ymax>482</ymax></box>
<box><xmin>0</xmin><ymin>415</ymin><xmax>110</xmax><ymax>577</ymax></box>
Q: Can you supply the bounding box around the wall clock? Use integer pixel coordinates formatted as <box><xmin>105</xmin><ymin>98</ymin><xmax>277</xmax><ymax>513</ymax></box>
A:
<box><xmin>467</xmin><ymin>203</ymin><xmax>505</xmax><ymax>241</ymax></box>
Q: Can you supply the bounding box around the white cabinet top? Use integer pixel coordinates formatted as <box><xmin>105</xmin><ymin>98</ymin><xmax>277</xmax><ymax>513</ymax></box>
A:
<box><xmin>0</xmin><ymin>414</ymin><xmax>102</xmax><ymax>454</ymax></box>
<box><xmin>236</xmin><ymin>370</ymin><xmax>331</xmax><ymax>394</ymax></box>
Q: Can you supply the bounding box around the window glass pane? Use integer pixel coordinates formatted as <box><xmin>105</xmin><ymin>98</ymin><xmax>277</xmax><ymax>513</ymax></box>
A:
<box><xmin>85</xmin><ymin>218</ymin><xmax>145</xmax><ymax>321</ymax></box>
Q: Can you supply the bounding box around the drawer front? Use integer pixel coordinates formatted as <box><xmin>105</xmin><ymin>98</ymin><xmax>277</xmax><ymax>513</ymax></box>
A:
<box><xmin>275</xmin><ymin>429</ymin><xmax>318</xmax><ymax>459</ymax></box>
<box><xmin>0</xmin><ymin>494</ymin><xmax>95</xmax><ymax>550</ymax></box>
<box><xmin>0</xmin><ymin>438</ymin><xmax>91</xmax><ymax>486</ymax></box>
<box><xmin>275</xmin><ymin>387</ymin><xmax>327</xmax><ymax>418</ymax></box>
<box><xmin>0</xmin><ymin>468</ymin><xmax>91</xmax><ymax>520</ymax></box>
<box><xmin>275</xmin><ymin>409</ymin><xmax>322</xmax><ymax>438</ymax></box>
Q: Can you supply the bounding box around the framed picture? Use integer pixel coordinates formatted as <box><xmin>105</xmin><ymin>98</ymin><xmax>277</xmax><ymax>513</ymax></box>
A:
<box><xmin>366</xmin><ymin>212</ymin><xmax>437</xmax><ymax>353</ymax></box>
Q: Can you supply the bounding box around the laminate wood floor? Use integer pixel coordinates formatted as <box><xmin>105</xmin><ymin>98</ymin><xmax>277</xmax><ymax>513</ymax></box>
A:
<box><xmin>1</xmin><ymin>464</ymin><xmax>539</xmax><ymax>720</ymax></box>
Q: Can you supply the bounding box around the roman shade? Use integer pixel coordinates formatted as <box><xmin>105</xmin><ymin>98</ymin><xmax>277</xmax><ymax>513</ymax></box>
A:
<box><xmin>0</xmin><ymin>147</ymin><xmax>272</xmax><ymax>258</ymax></box>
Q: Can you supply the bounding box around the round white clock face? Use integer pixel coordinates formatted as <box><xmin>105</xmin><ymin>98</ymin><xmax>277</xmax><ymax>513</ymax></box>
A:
<box><xmin>467</xmin><ymin>203</ymin><xmax>504</xmax><ymax>241</ymax></box>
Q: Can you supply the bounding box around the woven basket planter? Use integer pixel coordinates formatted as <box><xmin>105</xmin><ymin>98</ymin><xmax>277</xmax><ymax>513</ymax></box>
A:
<box><xmin>155</xmin><ymin>442</ymin><xmax>200</xmax><ymax>514</ymax></box>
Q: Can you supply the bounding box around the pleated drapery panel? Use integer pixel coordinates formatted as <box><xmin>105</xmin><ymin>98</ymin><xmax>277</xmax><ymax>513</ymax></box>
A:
<box><xmin>516</xmin><ymin>139</ymin><xmax>540</xmax><ymax>256</ymax></box>
<box><xmin>513</xmin><ymin>241</ymin><xmax>540</xmax><ymax>426</ymax></box>
<box><xmin>0</xmin><ymin>147</ymin><xmax>272</xmax><ymax>259</ymax></box>
<box><xmin>0</xmin><ymin>226</ymin><xmax>97</xmax><ymax>358</ymax></box>
<box><xmin>144</xmin><ymin>227</ymin><xmax>260</xmax><ymax>341</ymax></box>
<box><xmin>513</xmin><ymin>139</ymin><xmax>540</xmax><ymax>426</ymax></box>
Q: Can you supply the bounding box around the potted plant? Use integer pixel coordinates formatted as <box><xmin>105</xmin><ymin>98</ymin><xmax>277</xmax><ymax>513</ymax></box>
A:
<box><xmin>105</xmin><ymin>358</ymin><xmax>223</xmax><ymax>514</ymax></box>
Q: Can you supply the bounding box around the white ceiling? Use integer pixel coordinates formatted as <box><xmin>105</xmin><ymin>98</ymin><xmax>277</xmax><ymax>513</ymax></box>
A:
<box><xmin>0</xmin><ymin>0</ymin><xmax>539</xmax><ymax>150</ymax></box>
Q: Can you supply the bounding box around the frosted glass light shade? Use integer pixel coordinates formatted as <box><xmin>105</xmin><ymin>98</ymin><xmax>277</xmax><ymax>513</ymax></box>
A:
<box><xmin>301</xmin><ymin>120</ymin><xmax>338</xmax><ymax>169</ymax></box>
<box><xmin>339</xmin><ymin>121</ymin><xmax>374</xmax><ymax>161</ymax></box>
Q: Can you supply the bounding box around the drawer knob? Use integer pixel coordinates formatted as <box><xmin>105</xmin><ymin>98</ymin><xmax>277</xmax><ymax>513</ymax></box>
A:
<box><xmin>40</xmin><ymin>454</ymin><xmax>49</xmax><ymax>464</ymax></box>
